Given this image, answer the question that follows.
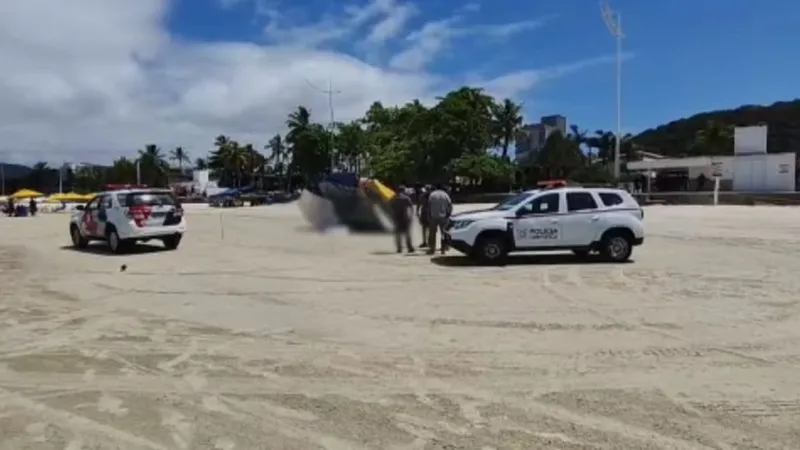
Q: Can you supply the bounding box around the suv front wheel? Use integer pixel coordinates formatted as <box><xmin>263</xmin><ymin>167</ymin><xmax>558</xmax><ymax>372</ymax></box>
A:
<box><xmin>600</xmin><ymin>231</ymin><xmax>633</xmax><ymax>262</ymax></box>
<box><xmin>474</xmin><ymin>235</ymin><xmax>508</xmax><ymax>266</ymax></box>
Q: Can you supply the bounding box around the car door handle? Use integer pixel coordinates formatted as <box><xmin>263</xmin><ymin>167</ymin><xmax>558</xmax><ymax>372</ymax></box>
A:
<box><xmin>550</xmin><ymin>219</ymin><xmax>559</xmax><ymax>224</ymax></box>
<box><xmin>589</xmin><ymin>215</ymin><xmax>600</xmax><ymax>221</ymax></box>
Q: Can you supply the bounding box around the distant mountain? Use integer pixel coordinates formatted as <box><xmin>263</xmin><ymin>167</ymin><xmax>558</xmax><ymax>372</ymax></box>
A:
<box><xmin>0</xmin><ymin>163</ymin><xmax>33</xmax><ymax>180</ymax></box>
<box><xmin>634</xmin><ymin>100</ymin><xmax>800</xmax><ymax>156</ymax></box>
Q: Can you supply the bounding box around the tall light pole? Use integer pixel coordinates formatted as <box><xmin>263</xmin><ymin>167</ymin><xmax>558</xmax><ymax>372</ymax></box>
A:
<box><xmin>601</xmin><ymin>1</ymin><xmax>624</xmax><ymax>180</ymax></box>
<box><xmin>305</xmin><ymin>78</ymin><xmax>342</xmax><ymax>172</ymax></box>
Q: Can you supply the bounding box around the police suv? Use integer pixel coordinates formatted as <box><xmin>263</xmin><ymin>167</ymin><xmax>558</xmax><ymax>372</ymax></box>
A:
<box><xmin>444</xmin><ymin>186</ymin><xmax>644</xmax><ymax>265</ymax></box>
<box><xmin>69</xmin><ymin>186</ymin><xmax>186</xmax><ymax>254</ymax></box>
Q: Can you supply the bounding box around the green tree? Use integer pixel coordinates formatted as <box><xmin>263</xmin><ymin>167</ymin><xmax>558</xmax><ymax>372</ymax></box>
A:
<box><xmin>169</xmin><ymin>146</ymin><xmax>190</xmax><ymax>173</ymax></box>
<box><xmin>492</xmin><ymin>98</ymin><xmax>523</xmax><ymax>161</ymax></box>
<box><xmin>692</xmin><ymin>121</ymin><xmax>734</xmax><ymax>155</ymax></box>
<box><xmin>137</xmin><ymin>144</ymin><xmax>168</xmax><ymax>187</ymax></box>
<box><xmin>536</xmin><ymin>131</ymin><xmax>584</xmax><ymax>179</ymax></box>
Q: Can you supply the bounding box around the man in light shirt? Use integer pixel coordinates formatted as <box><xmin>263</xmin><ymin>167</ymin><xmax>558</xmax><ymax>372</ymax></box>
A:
<box><xmin>426</xmin><ymin>183</ymin><xmax>452</xmax><ymax>255</ymax></box>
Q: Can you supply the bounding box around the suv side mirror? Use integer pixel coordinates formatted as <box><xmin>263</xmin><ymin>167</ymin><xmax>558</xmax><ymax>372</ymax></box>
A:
<box><xmin>75</xmin><ymin>205</ymin><xmax>85</xmax><ymax>211</ymax></box>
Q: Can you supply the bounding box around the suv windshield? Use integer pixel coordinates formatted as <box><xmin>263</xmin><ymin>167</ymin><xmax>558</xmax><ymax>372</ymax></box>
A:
<box><xmin>120</xmin><ymin>191</ymin><xmax>177</xmax><ymax>207</ymax></box>
<box><xmin>492</xmin><ymin>192</ymin><xmax>534</xmax><ymax>211</ymax></box>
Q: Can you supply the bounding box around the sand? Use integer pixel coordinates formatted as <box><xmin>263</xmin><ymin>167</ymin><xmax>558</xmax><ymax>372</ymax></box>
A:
<box><xmin>1</xmin><ymin>203</ymin><xmax>800</xmax><ymax>449</ymax></box>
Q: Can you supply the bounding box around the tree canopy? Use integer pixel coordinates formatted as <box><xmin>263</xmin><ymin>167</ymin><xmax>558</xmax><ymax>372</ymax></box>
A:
<box><xmin>4</xmin><ymin>91</ymin><xmax>799</xmax><ymax>194</ymax></box>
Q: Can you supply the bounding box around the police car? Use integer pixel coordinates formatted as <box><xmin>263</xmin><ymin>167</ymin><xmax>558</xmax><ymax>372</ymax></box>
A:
<box><xmin>444</xmin><ymin>186</ymin><xmax>644</xmax><ymax>265</ymax></box>
<box><xmin>69</xmin><ymin>185</ymin><xmax>186</xmax><ymax>254</ymax></box>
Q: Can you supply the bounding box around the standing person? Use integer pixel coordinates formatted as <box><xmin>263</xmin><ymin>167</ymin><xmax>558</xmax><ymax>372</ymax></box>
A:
<box><xmin>389</xmin><ymin>185</ymin><xmax>415</xmax><ymax>253</ymax></box>
<box><xmin>28</xmin><ymin>198</ymin><xmax>37</xmax><ymax>216</ymax></box>
<box><xmin>427</xmin><ymin>183</ymin><xmax>452</xmax><ymax>255</ymax></box>
<box><xmin>417</xmin><ymin>186</ymin><xmax>430</xmax><ymax>248</ymax></box>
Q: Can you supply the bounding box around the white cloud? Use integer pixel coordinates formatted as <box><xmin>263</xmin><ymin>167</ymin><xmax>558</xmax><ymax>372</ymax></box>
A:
<box><xmin>0</xmin><ymin>0</ymin><xmax>614</xmax><ymax>164</ymax></box>
<box><xmin>389</xmin><ymin>15</ymin><xmax>553</xmax><ymax>71</ymax></box>
<box><xmin>481</xmin><ymin>52</ymin><xmax>635</xmax><ymax>99</ymax></box>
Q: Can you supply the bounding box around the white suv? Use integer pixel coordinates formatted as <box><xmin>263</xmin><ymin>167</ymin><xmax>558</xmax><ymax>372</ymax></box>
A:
<box><xmin>69</xmin><ymin>188</ymin><xmax>187</xmax><ymax>254</ymax></box>
<box><xmin>444</xmin><ymin>187</ymin><xmax>644</xmax><ymax>265</ymax></box>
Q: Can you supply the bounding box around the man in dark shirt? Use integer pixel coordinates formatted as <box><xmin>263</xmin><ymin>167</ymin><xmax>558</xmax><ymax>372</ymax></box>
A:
<box><xmin>416</xmin><ymin>187</ymin><xmax>430</xmax><ymax>248</ymax></box>
<box><xmin>390</xmin><ymin>185</ymin><xmax>415</xmax><ymax>253</ymax></box>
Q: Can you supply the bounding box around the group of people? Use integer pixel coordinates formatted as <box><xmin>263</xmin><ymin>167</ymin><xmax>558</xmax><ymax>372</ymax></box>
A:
<box><xmin>2</xmin><ymin>197</ymin><xmax>38</xmax><ymax>217</ymax></box>
<box><xmin>389</xmin><ymin>184</ymin><xmax>452</xmax><ymax>255</ymax></box>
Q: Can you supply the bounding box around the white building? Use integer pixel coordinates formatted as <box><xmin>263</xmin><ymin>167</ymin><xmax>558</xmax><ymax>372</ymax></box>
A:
<box><xmin>627</xmin><ymin>125</ymin><xmax>796</xmax><ymax>192</ymax></box>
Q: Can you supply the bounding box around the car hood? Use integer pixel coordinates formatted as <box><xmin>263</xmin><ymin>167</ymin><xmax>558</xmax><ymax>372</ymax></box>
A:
<box><xmin>452</xmin><ymin>209</ymin><xmax>513</xmax><ymax>221</ymax></box>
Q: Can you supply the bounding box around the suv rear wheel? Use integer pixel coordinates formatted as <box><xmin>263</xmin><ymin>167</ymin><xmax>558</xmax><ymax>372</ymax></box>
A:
<box><xmin>162</xmin><ymin>234</ymin><xmax>182</xmax><ymax>250</ymax></box>
<box><xmin>70</xmin><ymin>225</ymin><xmax>88</xmax><ymax>249</ymax></box>
<box><xmin>600</xmin><ymin>231</ymin><xmax>633</xmax><ymax>262</ymax></box>
<box><xmin>474</xmin><ymin>235</ymin><xmax>508</xmax><ymax>266</ymax></box>
<box><xmin>106</xmin><ymin>228</ymin><xmax>129</xmax><ymax>254</ymax></box>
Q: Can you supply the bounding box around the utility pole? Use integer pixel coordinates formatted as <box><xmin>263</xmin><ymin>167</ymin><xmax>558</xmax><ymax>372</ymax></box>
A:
<box><xmin>601</xmin><ymin>1</ymin><xmax>624</xmax><ymax>181</ymax></box>
<box><xmin>305</xmin><ymin>78</ymin><xmax>342</xmax><ymax>172</ymax></box>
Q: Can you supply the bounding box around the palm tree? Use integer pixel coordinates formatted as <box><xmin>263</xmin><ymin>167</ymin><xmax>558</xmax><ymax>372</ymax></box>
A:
<box><xmin>194</xmin><ymin>158</ymin><xmax>208</xmax><ymax>170</ymax></box>
<box><xmin>266</xmin><ymin>134</ymin><xmax>286</xmax><ymax>175</ymax></box>
<box><xmin>169</xmin><ymin>146</ymin><xmax>190</xmax><ymax>173</ymax></box>
<box><xmin>569</xmin><ymin>125</ymin><xmax>588</xmax><ymax>162</ymax></box>
<box><xmin>693</xmin><ymin>121</ymin><xmax>734</xmax><ymax>155</ymax></box>
<box><xmin>492</xmin><ymin>98</ymin><xmax>523</xmax><ymax>160</ymax></box>
<box><xmin>137</xmin><ymin>144</ymin><xmax>168</xmax><ymax>186</ymax></box>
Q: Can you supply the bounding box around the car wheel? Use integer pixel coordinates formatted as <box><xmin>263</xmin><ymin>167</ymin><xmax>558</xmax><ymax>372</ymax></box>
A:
<box><xmin>162</xmin><ymin>234</ymin><xmax>182</xmax><ymax>250</ymax></box>
<box><xmin>600</xmin><ymin>232</ymin><xmax>633</xmax><ymax>262</ymax></box>
<box><xmin>70</xmin><ymin>225</ymin><xmax>88</xmax><ymax>249</ymax></box>
<box><xmin>475</xmin><ymin>236</ymin><xmax>508</xmax><ymax>266</ymax></box>
<box><xmin>572</xmin><ymin>249</ymin><xmax>590</xmax><ymax>259</ymax></box>
<box><xmin>107</xmin><ymin>229</ymin><xmax>127</xmax><ymax>254</ymax></box>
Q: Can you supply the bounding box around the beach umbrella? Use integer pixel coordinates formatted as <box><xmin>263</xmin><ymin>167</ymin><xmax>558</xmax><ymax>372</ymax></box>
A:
<box><xmin>11</xmin><ymin>189</ymin><xmax>44</xmax><ymax>199</ymax></box>
<box><xmin>49</xmin><ymin>192</ymin><xmax>91</xmax><ymax>202</ymax></box>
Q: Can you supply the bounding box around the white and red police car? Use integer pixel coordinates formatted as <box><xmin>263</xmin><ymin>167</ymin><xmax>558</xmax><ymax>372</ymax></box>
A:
<box><xmin>69</xmin><ymin>185</ymin><xmax>186</xmax><ymax>254</ymax></box>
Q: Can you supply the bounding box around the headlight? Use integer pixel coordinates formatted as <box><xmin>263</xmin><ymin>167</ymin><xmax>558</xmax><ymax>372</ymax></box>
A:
<box><xmin>451</xmin><ymin>219</ymin><xmax>474</xmax><ymax>229</ymax></box>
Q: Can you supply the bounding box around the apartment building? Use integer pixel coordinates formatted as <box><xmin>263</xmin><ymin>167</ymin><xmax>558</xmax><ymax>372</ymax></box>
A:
<box><xmin>515</xmin><ymin>115</ymin><xmax>567</xmax><ymax>165</ymax></box>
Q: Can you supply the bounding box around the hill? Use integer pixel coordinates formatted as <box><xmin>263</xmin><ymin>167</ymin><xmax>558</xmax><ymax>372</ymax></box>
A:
<box><xmin>634</xmin><ymin>99</ymin><xmax>800</xmax><ymax>157</ymax></box>
<box><xmin>0</xmin><ymin>163</ymin><xmax>33</xmax><ymax>180</ymax></box>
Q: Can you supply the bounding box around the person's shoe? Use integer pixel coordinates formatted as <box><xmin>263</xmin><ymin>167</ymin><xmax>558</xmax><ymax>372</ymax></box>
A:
<box><xmin>426</xmin><ymin>249</ymin><xmax>435</xmax><ymax>255</ymax></box>
<box><xmin>396</xmin><ymin>249</ymin><xmax>402</xmax><ymax>254</ymax></box>
<box><xmin>419</xmin><ymin>242</ymin><xmax>428</xmax><ymax>248</ymax></box>
<box><xmin>408</xmin><ymin>248</ymin><xmax>415</xmax><ymax>253</ymax></box>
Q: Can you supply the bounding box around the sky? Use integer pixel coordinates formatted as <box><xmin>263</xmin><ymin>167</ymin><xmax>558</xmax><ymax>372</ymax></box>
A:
<box><xmin>0</xmin><ymin>0</ymin><xmax>798</xmax><ymax>164</ymax></box>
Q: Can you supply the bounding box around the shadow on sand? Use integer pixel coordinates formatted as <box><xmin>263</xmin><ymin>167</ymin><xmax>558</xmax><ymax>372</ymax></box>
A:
<box><xmin>59</xmin><ymin>244</ymin><xmax>169</xmax><ymax>256</ymax></box>
<box><xmin>430</xmin><ymin>254</ymin><xmax>634</xmax><ymax>267</ymax></box>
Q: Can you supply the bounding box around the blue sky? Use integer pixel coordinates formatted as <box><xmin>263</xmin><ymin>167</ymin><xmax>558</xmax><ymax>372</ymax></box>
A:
<box><xmin>1</xmin><ymin>0</ymin><xmax>798</xmax><ymax>163</ymax></box>
<box><xmin>168</xmin><ymin>0</ymin><xmax>799</xmax><ymax>135</ymax></box>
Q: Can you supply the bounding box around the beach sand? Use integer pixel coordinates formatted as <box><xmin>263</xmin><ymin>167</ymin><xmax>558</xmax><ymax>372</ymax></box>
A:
<box><xmin>1</xmin><ymin>204</ymin><xmax>799</xmax><ymax>449</ymax></box>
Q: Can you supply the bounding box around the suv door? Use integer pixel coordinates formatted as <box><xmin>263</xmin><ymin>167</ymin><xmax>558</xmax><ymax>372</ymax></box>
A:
<box><xmin>80</xmin><ymin>197</ymin><xmax>102</xmax><ymax>238</ymax></box>
<box><xmin>512</xmin><ymin>192</ymin><xmax>563</xmax><ymax>248</ymax></box>
<box><xmin>561</xmin><ymin>191</ymin><xmax>602</xmax><ymax>246</ymax></box>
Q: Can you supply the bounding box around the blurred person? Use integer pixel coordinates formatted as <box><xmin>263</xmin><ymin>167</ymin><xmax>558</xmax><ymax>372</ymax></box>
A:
<box><xmin>417</xmin><ymin>186</ymin><xmax>430</xmax><ymax>248</ymax></box>
<box><xmin>427</xmin><ymin>183</ymin><xmax>452</xmax><ymax>255</ymax></box>
<box><xmin>29</xmin><ymin>198</ymin><xmax>37</xmax><ymax>216</ymax></box>
<box><xmin>389</xmin><ymin>185</ymin><xmax>415</xmax><ymax>253</ymax></box>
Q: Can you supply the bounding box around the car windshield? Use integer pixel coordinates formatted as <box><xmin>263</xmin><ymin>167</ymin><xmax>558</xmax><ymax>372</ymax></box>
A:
<box><xmin>492</xmin><ymin>192</ymin><xmax>534</xmax><ymax>211</ymax></box>
<box><xmin>121</xmin><ymin>191</ymin><xmax>177</xmax><ymax>207</ymax></box>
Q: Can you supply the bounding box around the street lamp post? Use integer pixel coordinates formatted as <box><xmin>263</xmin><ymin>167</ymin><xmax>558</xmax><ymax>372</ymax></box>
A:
<box><xmin>305</xmin><ymin>78</ymin><xmax>342</xmax><ymax>172</ymax></box>
<box><xmin>601</xmin><ymin>1</ymin><xmax>624</xmax><ymax>181</ymax></box>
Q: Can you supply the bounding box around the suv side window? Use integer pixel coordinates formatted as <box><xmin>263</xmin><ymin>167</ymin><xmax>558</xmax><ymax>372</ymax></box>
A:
<box><xmin>520</xmin><ymin>193</ymin><xmax>560</xmax><ymax>215</ymax></box>
<box><xmin>103</xmin><ymin>195</ymin><xmax>113</xmax><ymax>209</ymax></box>
<box><xmin>598</xmin><ymin>192</ymin><xmax>623</xmax><ymax>206</ymax></box>
<box><xmin>85</xmin><ymin>197</ymin><xmax>100</xmax><ymax>210</ymax></box>
<box><xmin>566</xmin><ymin>192</ymin><xmax>598</xmax><ymax>212</ymax></box>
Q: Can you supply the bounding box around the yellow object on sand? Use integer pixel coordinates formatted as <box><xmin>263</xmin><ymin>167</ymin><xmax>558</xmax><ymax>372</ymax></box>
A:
<box><xmin>367</xmin><ymin>179</ymin><xmax>395</xmax><ymax>202</ymax></box>
<box><xmin>11</xmin><ymin>189</ymin><xmax>44</xmax><ymax>199</ymax></box>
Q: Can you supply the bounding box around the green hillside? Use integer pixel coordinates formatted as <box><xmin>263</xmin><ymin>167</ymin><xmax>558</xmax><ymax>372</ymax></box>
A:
<box><xmin>634</xmin><ymin>99</ymin><xmax>800</xmax><ymax>157</ymax></box>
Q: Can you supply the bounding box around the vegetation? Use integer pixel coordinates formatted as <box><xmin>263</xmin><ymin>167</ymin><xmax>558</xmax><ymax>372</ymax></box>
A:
<box><xmin>3</xmin><ymin>93</ymin><xmax>800</xmax><ymax>195</ymax></box>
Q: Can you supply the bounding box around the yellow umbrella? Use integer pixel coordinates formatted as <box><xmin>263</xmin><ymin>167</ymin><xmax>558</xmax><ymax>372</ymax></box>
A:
<box><xmin>50</xmin><ymin>192</ymin><xmax>91</xmax><ymax>202</ymax></box>
<box><xmin>11</xmin><ymin>189</ymin><xmax>44</xmax><ymax>199</ymax></box>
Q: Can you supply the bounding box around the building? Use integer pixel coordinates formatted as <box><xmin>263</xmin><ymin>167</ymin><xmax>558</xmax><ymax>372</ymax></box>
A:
<box><xmin>626</xmin><ymin>125</ymin><xmax>797</xmax><ymax>192</ymax></box>
<box><xmin>516</xmin><ymin>115</ymin><xmax>567</xmax><ymax>165</ymax></box>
